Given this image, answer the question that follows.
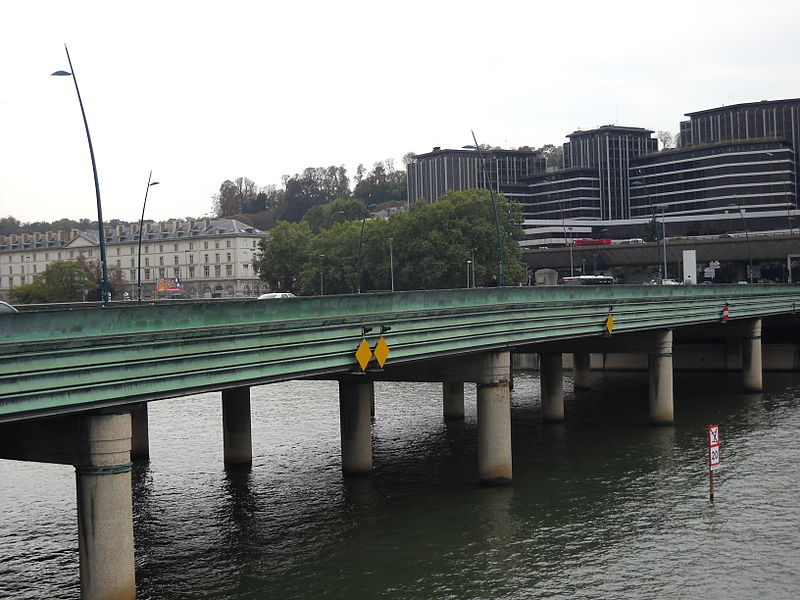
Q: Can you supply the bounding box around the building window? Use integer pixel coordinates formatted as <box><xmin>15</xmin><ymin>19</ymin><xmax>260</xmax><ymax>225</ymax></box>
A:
<box><xmin>117</xmin><ymin>248</ymin><xmax>121</xmax><ymax>255</ymax></box>
<box><xmin>159</xmin><ymin>256</ymin><xmax>164</xmax><ymax>266</ymax></box>
<box><xmin>215</xmin><ymin>241</ymin><xmax>220</xmax><ymax>249</ymax></box>
<box><xmin>174</xmin><ymin>268</ymin><xmax>180</xmax><ymax>277</ymax></box>
<box><xmin>252</xmin><ymin>240</ymin><xmax>256</xmax><ymax>247</ymax></box>
<box><xmin>203</xmin><ymin>266</ymin><xmax>210</xmax><ymax>277</ymax></box>
<box><xmin>145</xmin><ymin>269</ymin><xmax>150</xmax><ymax>279</ymax></box>
<box><xmin>204</xmin><ymin>241</ymin><xmax>209</xmax><ymax>249</ymax></box>
<box><xmin>69</xmin><ymin>250</ymin><xmax>74</xmax><ymax>258</ymax></box>
<box><xmin>130</xmin><ymin>270</ymin><xmax>136</xmax><ymax>279</ymax></box>
<box><xmin>174</xmin><ymin>244</ymin><xmax>179</xmax><ymax>251</ymax></box>
<box><xmin>215</xmin><ymin>253</ymin><xmax>220</xmax><ymax>263</ymax></box>
<box><xmin>130</xmin><ymin>258</ymin><xmax>135</xmax><ymax>267</ymax></box>
<box><xmin>89</xmin><ymin>249</ymin><xmax>94</xmax><ymax>257</ymax></box>
<box><xmin>58</xmin><ymin>252</ymin><xmax>62</xmax><ymax>259</ymax></box>
<box><xmin>189</xmin><ymin>242</ymin><xmax>194</xmax><ymax>250</ymax></box>
<box><xmin>226</xmin><ymin>240</ymin><xmax>231</xmax><ymax>248</ymax></box>
<box><xmin>159</xmin><ymin>245</ymin><xmax>164</xmax><ymax>252</ymax></box>
<box><xmin>159</xmin><ymin>268</ymin><xmax>165</xmax><ymax>278</ymax></box>
<box><xmin>117</xmin><ymin>260</ymin><xmax>121</xmax><ymax>267</ymax></box>
<box><xmin>226</xmin><ymin>265</ymin><xmax>232</xmax><ymax>276</ymax></box>
<box><xmin>145</xmin><ymin>258</ymin><xmax>149</xmax><ymax>267</ymax></box>
<box><xmin>226</xmin><ymin>253</ymin><xmax>231</xmax><ymax>262</ymax></box>
<box><xmin>189</xmin><ymin>255</ymin><xmax>194</xmax><ymax>264</ymax></box>
<box><xmin>204</xmin><ymin>254</ymin><xmax>209</xmax><ymax>263</ymax></box>
<box><xmin>33</xmin><ymin>264</ymin><xmax>37</xmax><ymax>273</ymax></box>
<box><xmin>129</xmin><ymin>247</ymin><xmax>134</xmax><ymax>254</ymax></box>
<box><xmin>214</xmin><ymin>265</ymin><xmax>221</xmax><ymax>277</ymax></box>
<box><xmin>174</xmin><ymin>256</ymin><xmax>179</xmax><ymax>265</ymax></box>
<box><xmin>243</xmin><ymin>263</ymin><xmax>249</xmax><ymax>271</ymax></box>
<box><xmin>189</xmin><ymin>266</ymin><xmax>195</xmax><ymax>278</ymax></box>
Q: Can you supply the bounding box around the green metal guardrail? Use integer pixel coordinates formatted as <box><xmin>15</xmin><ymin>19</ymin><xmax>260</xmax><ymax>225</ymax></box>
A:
<box><xmin>1</xmin><ymin>285</ymin><xmax>798</xmax><ymax>422</ymax></box>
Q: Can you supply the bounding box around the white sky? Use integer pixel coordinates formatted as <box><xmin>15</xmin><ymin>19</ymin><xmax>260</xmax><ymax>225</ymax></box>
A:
<box><xmin>1</xmin><ymin>0</ymin><xmax>799</xmax><ymax>224</ymax></box>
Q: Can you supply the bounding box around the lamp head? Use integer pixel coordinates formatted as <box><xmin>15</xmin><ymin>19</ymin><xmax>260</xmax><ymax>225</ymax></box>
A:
<box><xmin>51</xmin><ymin>70</ymin><xmax>72</xmax><ymax>77</ymax></box>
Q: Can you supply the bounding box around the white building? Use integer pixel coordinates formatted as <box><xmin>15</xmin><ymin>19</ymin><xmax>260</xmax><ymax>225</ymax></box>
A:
<box><xmin>0</xmin><ymin>218</ymin><xmax>266</xmax><ymax>301</ymax></box>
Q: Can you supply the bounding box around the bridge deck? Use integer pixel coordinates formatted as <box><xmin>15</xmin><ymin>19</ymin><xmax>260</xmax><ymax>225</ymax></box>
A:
<box><xmin>1</xmin><ymin>285</ymin><xmax>798</xmax><ymax>422</ymax></box>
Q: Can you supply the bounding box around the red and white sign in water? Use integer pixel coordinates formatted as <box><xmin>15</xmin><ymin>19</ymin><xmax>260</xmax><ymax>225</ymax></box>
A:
<box><xmin>708</xmin><ymin>424</ymin><xmax>721</xmax><ymax>470</ymax></box>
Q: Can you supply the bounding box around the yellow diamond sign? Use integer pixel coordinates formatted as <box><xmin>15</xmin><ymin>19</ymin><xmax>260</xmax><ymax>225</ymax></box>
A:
<box><xmin>605</xmin><ymin>313</ymin><xmax>614</xmax><ymax>334</ymax></box>
<box><xmin>355</xmin><ymin>338</ymin><xmax>373</xmax><ymax>371</ymax></box>
<box><xmin>373</xmin><ymin>336</ymin><xmax>391</xmax><ymax>368</ymax></box>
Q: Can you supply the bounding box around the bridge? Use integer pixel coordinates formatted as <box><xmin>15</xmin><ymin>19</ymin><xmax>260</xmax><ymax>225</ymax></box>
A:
<box><xmin>1</xmin><ymin>285</ymin><xmax>799</xmax><ymax>599</ymax></box>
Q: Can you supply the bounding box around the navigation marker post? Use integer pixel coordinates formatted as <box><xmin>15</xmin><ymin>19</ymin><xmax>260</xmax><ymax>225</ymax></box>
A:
<box><xmin>707</xmin><ymin>424</ymin><xmax>721</xmax><ymax>501</ymax></box>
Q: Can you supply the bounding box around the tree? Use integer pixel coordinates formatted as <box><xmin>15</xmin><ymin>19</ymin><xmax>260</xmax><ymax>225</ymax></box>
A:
<box><xmin>213</xmin><ymin>177</ymin><xmax>259</xmax><ymax>216</ymax></box>
<box><xmin>76</xmin><ymin>257</ymin><xmax>126</xmax><ymax>301</ymax></box>
<box><xmin>0</xmin><ymin>216</ymin><xmax>23</xmax><ymax>234</ymax></box>
<box><xmin>281</xmin><ymin>166</ymin><xmax>350</xmax><ymax>222</ymax></box>
<box><xmin>656</xmin><ymin>131</ymin><xmax>675</xmax><ymax>150</ymax></box>
<box><xmin>302</xmin><ymin>197</ymin><xmax>368</xmax><ymax>233</ymax></box>
<box><xmin>353</xmin><ymin>160</ymin><xmax>407</xmax><ymax>205</ymax></box>
<box><xmin>9</xmin><ymin>260</ymin><xmax>96</xmax><ymax>304</ymax></box>
<box><xmin>252</xmin><ymin>221</ymin><xmax>313</xmax><ymax>293</ymax></box>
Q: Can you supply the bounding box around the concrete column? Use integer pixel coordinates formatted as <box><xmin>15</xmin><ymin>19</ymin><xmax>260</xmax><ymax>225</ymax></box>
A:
<box><xmin>476</xmin><ymin>351</ymin><xmax>512</xmax><ymax>486</ymax></box>
<box><xmin>572</xmin><ymin>352</ymin><xmax>591</xmax><ymax>390</ymax></box>
<box><xmin>222</xmin><ymin>387</ymin><xmax>252</xmax><ymax>467</ymax></box>
<box><xmin>130</xmin><ymin>402</ymin><xmax>150</xmax><ymax>461</ymax></box>
<box><xmin>339</xmin><ymin>380</ymin><xmax>373</xmax><ymax>474</ymax></box>
<box><xmin>742</xmin><ymin>318</ymin><xmax>763</xmax><ymax>392</ymax></box>
<box><xmin>443</xmin><ymin>381</ymin><xmax>465</xmax><ymax>419</ymax></box>
<box><xmin>540</xmin><ymin>353</ymin><xmax>564</xmax><ymax>422</ymax></box>
<box><xmin>648</xmin><ymin>330</ymin><xmax>674</xmax><ymax>425</ymax></box>
<box><xmin>75</xmin><ymin>412</ymin><xmax>136</xmax><ymax>600</ymax></box>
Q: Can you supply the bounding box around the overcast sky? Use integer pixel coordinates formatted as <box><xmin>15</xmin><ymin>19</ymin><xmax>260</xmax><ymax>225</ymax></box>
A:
<box><xmin>1</xmin><ymin>0</ymin><xmax>799</xmax><ymax>225</ymax></box>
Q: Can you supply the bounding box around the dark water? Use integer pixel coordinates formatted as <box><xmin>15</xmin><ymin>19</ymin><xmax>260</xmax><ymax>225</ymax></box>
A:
<box><xmin>2</xmin><ymin>371</ymin><xmax>799</xmax><ymax>599</ymax></box>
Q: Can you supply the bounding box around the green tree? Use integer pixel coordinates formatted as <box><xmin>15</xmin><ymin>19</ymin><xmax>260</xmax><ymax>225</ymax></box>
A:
<box><xmin>252</xmin><ymin>221</ymin><xmax>313</xmax><ymax>293</ymax></box>
<box><xmin>353</xmin><ymin>160</ymin><xmax>407</xmax><ymax>205</ymax></box>
<box><xmin>302</xmin><ymin>197</ymin><xmax>368</xmax><ymax>233</ymax></box>
<box><xmin>282</xmin><ymin>166</ymin><xmax>350</xmax><ymax>222</ymax></box>
<box><xmin>9</xmin><ymin>260</ymin><xmax>96</xmax><ymax>304</ymax></box>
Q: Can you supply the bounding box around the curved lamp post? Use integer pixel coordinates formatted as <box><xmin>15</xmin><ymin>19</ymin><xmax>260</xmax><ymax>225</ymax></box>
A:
<box><xmin>137</xmin><ymin>172</ymin><xmax>160</xmax><ymax>302</ymax></box>
<box><xmin>387</xmin><ymin>237</ymin><xmax>394</xmax><ymax>291</ymax></box>
<box><xmin>356</xmin><ymin>203</ymin><xmax>377</xmax><ymax>293</ymax></box>
<box><xmin>631</xmin><ymin>176</ymin><xmax>665</xmax><ymax>279</ymax></box>
<box><xmin>319</xmin><ymin>254</ymin><xmax>325</xmax><ymax>296</ymax></box>
<box><xmin>729</xmin><ymin>202</ymin><xmax>754</xmax><ymax>283</ymax></box>
<box><xmin>468</xmin><ymin>131</ymin><xmax>505</xmax><ymax>286</ymax></box>
<box><xmin>52</xmin><ymin>45</ymin><xmax>110</xmax><ymax>306</ymax></box>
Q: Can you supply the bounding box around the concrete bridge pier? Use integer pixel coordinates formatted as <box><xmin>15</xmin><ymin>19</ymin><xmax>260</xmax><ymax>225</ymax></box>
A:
<box><xmin>540</xmin><ymin>353</ymin><xmax>565</xmax><ymax>422</ymax></box>
<box><xmin>76</xmin><ymin>413</ymin><xmax>136</xmax><ymax>600</ymax></box>
<box><xmin>0</xmin><ymin>412</ymin><xmax>137</xmax><ymax>599</ymax></box>
<box><xmin>443</xmin><ymin>381</ymin><xmax>465</xmax><ymax>419</ymax></box>
<box><xmin>648</xmin><ymin>330</ymin><xmax>674</xmax><ymax>425</ymax></box>
<box><xmin>222</xmin><ymin>387</ymin><xmax>252</xmax><ymax>468</ymax></box>
<box><xmin>476</xmin><ymin>351</ymin><xmax>512</xmax><ymax>486</ymax></box>
<box><xmin>339</xmin><ymin>380</ymin><xmax>373</xmax><ymax>474</ymax></box>
<box><xmin>742</xmin><ymin>318</ymin><xmax>763</xmax><ymax>392</ymax></box>
<box><xmin>130</xmin><ymin>402</ymin><xmax>150</xmax><ymax>461</ymax></box>
<box><xmin>572</xmin><ymin>352</ymin><xmax>592</xmax><ymax>390</ymax></box>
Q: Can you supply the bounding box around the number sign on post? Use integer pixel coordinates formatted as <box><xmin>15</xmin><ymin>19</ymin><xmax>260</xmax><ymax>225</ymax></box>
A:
<box><xmin>707</xmin><ymin>425</ymin><xmax>720</xmax><ymax>501</ymax></box>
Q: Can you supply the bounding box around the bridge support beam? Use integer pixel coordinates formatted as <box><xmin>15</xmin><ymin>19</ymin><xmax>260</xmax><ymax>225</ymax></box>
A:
<box><xmin>76</xmin><ymin>413</ymin><xmax>136</xmax><ymax>600</ymax></box>
<box><xmin>130</xmin><ymin>402</ymin><xmax>150</xmax><ymax>461</ymax></box>
<box><xmin>222</xmin><ymin>387</ymin><xmax>252</xmax><ymax>468</ymax></box>
<box><xmin>572</xmin><ymin>352</ymin><xmax>591</xmax><ymax>390</ymax></box>
<box><xmin>540</xmin><ymin>353</ymin><xmax>564</xmax><ymax>422</ymax></box>
<box><xmin>443</xmin><ymin>381</ymin><xmax>465</xmax><ymax>420</ymax></box>
<box><xmin>339</xmin><ymin>380</ymin><xmax>373</xmax><ymax>474</ymax></box>
<box><xmin>476</xmin><ymin>351</ymin><xmax>512</xmax><ymax>486</ymax></box>
<box><xmin>742</xmin><ymin>318</ymin><xmax>763</xmax><ymax>392</ymax></box>
<box><xmin>648</xmin><ymin>330</ymin><xmax>674</xmax><ymax>425</ymax></box>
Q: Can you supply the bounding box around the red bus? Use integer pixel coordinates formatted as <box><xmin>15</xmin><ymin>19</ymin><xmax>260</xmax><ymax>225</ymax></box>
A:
<box><xmin>572</xmin><ymin>238</ymin><xmax>612</xmax><ymax>247</ymax></box>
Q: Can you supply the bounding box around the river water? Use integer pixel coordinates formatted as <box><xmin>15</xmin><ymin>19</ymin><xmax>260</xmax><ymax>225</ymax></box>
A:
<box><xmin>1</xmin><ymin>370</ymin><xmax>799</xmax><ymax>599</ymax></box>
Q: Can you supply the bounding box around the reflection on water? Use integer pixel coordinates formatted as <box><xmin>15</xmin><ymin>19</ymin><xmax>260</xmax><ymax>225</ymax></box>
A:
<box><xmin>1</xmin><ymin>372</ymin><xmax>799</xmax><ymax>599</ymax></box>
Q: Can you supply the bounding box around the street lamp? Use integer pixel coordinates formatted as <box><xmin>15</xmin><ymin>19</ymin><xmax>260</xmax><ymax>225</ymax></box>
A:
<box><xmin>466</xmin><ymin>260</ymin><xmax>472</xmax><ymax>288</ymax></box>
<box><xmin>319</xmin><ymin>254</ymin><xmax>325</xmax><ymax>296</ymax></box>
<box><xmin>468</xmin><ymin>131</ymin><xmax>505</xmax><ymax>285</ymax></box>
<box><xmin>52</xmin><ymin>45</ymin><xmax>110</xmax><ymax>306</ymax></box>
<box><xmin>137</xmin><ymin>171</ymin><xmax>160</xmax><ymax>302</ymax></box>
<box><xmin>470</xmin><ymin>247</ymin><xmax>477</xmax><ymax>288</ymax></box>
<box><xmin>560</xmin><ymin>201</ymin><xmax>574</xmax><ymax>276</ymax></box>
<box><xmin>387</xmin><ymin>237</ymin><xmax>394</xmax><ymax>292</ymax></box>
<box><xmin>765</xmin><ymin>152</ymin><xmax>794</xmax><ymax>235</ymax></box>
<box><xmin>728</xmin><ymin>202</ymin><xmax>754</xmax><ymax>283</ymax></box>
<box><xmin>356</xmin><ymin>203</ymin><xmax>377</xmax><ymax>293</ymax></box>
<box><xmin>631</xmin><ymin>176</ymin><xmax>664</xmax><ymax>279</ymax></box>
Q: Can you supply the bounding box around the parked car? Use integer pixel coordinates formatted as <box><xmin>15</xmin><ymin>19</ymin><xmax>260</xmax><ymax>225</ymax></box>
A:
<box><xmin>0</xmin><ymin>301</ymin><xmax>18</xmax><ymax>313</ymax></box>
<box><xmin>257</xmin><ymin>292</ymin><xmax>297</xmax><ymax>300</ymax></box>
<box><xmin>660</xmin><ymin>279</ymin><xmax>680</xmax><ymax>285</ymax></box>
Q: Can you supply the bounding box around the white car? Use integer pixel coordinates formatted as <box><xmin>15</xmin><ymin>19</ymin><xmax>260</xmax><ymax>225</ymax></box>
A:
<box><xmin>660</xmin><ymin>279</ymin><xmax>680</xmax><ymax>285</ymax></box>
<box><xmin>257</xmin><ymin>292</ymin><xmax>297</xmax><ymax>300</ymax></box>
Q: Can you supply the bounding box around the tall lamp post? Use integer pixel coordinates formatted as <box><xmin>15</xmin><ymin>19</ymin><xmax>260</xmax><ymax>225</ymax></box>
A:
<box><xmin>560</xmin><ymin>202</ymin><xmax>574</xmax><ymax>276</ymax></box>
<box><xmin>387</xmin><ymin>237</ymin><xmax>394</xmax><ymax>291</ymax></box>
<box><xmin>470</xmin><ymin>247</ymin><xmax>477</xmax><ymax>287</ymax></box>
<box><xmin>52</xmin><ymin>45</ymin><xmax>111</xmax><ymax>306</ymax></box>
<box><xmin>631</xmin><ymin>176</ymin><xmax>663</xmax><ymax>280</ymax></box>
<box><xmin>469</xmin><ymin>131</ymin><xmax>505</xmax><ymax>285</ymax></box>
<box><xmin>729</xmin><ymin>202</ymin><xmax>754</xmax><ymax>283</ymax></box>
<box><xmin>319</xmin><ymin>254</ymin><xmax>325</xmax><ymax>296</ymax></box>
<box><xmin>356</xmin><ymin>203</ymin><xmax>376</xmax><ymax>293</ymax></box>
<box><xmin>137</xmin><ymin>171</ymin><xmax>160</xmax><ymax>302</ymax></box>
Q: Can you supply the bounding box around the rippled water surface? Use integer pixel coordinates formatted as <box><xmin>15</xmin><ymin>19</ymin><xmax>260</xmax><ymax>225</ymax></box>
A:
<box><xmin>2</xmin><ymin>371</ymin><xmax>799</xmax><ymax>599</ymax></box>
